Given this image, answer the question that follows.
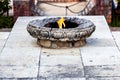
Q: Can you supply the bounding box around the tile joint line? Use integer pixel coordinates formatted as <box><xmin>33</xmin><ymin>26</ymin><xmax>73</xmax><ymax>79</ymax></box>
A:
<box><xmin>37</xmin><ymin>47</ymin><xmax>42</xmax><ymax>80</ymax></box>
<box><xmin>79</xmin><ymin>49</ymin><xmax>87</xmax><ymax>80</ymax></box>
<box><xmin>0</xmin><ymin>32</ymin><xmax>11</xmax><ymax>55</ymax></box>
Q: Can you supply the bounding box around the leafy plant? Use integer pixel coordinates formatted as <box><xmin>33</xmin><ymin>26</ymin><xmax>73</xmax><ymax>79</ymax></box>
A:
<box><xmin>0</xmin><ymin>0</ymin><xmax>11</xmax><ymax>16</ymax></box>
<box><xmin>0</xmin><ymin>16</ymin><xmax>13</xmax><ymax>28</ymax></box>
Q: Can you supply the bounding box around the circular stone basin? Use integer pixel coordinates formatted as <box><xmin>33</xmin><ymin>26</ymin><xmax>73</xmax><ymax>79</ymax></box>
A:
<box><xmin>27</xmin><ymin>17</ymin><xmax>96</xmax><ymax>48</ymax></box>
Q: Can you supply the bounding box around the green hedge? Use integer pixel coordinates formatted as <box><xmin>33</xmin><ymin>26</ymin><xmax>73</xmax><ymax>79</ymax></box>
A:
<box><xmin>0</xmin><ymin>16</ymin><xmax>14</xmax><ymax>29</ymax></box>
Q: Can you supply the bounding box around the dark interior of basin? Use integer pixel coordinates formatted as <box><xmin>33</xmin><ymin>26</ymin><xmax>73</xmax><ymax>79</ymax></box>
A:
<box><xmin>44</xmin><ymin>21</ymin><xmax>79</xmax><ymax>28</ymax></box>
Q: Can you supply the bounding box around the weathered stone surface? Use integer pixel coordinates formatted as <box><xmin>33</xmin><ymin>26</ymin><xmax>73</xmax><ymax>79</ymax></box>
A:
<box><xmin>27</xmin><ymin>17</ymin><xmax>95</xmax><ymax>48</ymax></box>
<box><xmin>75</xmin><ymin>41</ymin><xmax>82</xmax><ymax>47</ymax></box>
<box><xmin>38</xmin><ymin>39</ymin><xmax>51</xmax><ymax>48</ymax></box>
<box><xmin>0</xmin><ymin>32</ymin><xmax>10</xmax><ymax>40</ymax></box>
<box><xmin>27</xmin><ymin>17</ymin><xmax>95</xmax><ymax>41</ymax></box>
<box><xmin>37</xmin><ymin>39</ymin><xmax>86</xmax><ymax>48</ymax></box>
<box><xmin>87</xmin><ymin>77</ymin><xmax>120</xmax><ymax>80</ymax></box>
<box><xmin>0</xmin><ymin>66</ymin><xmax>38</xmax><ymax>78</ymax></box>
<box><xmin>112</xmin><ymin>32</ymin><xmax>120</xmax><ymax>48</ymax></box>
<box><xmin>80</xmin><ymin>47</ymin><xmax>120</xmax><ymax>66</ymax></box>
<box><xmin>84</xmin><ymin>65</ymin><xmax>120</xmax><ymax>77</ymax></box>
<box><xmin>39</xmin><ymin>48</ymin><xmax>84</xmax><ymax>79</ymax></box>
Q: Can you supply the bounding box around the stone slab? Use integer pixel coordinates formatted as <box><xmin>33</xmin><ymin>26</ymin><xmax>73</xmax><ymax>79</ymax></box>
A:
<box><xmin>0</xmin><ymin>32</ymin><xmax>9</xmax><ymax>48</ymax></box>
<box><xmin>12</xmin><ymin>17</ymin><xmax>47</xmax><ymax>30</ymax></box>
<box><xmin>5</xmin><ymin>33</ymin><xmax>39</xmax><ymax>47</ymax></box>
<box><xmin>0</xmin><ymin>40</ymin><xmax>6</xmax><ymax>53</ymax></box>
<box><xmin>0</xmin><ymin>66</ymin><xmax>38</xmax><ymax>78</ymax></box>
<box><xmin>57</xmin><ymin>78</ymin><xmax>86</xmax><ymax>80</ymax></box>
<box><xmin>39</xmin><ymin>77</ymin><xmax>86</xmax><ymax>80</ymax></box>
<box><xmin>80</xmin><ymin>47</ymin><xmax>120</xmax><ymax>66</ymax></box>
<box><xmin>0</xmin><ymin>47</ymin><xmax>40</xmax><ymax>78</ymax></box>
<box><xmin>87</xmin><ymin>77</ymin><xmax>120</xmax><ymax>80</ymax></box>
<box><xmin>39</xmin><ymin>48</ymin><xmax>84</xmax><ymax>79</ymax></box>
<box><xmin>0</xmin><ymin>40</ymin><xmax>6</xmax><ymax>47</ymax></box>
<box><xmin>41</xmin><ymin>48</ymin><xmax>80</xmax><ymax>56</ymax></box>
<box><xmin>89</xmin><ymin>32</ymin><xmax>113</xmax><ymax>39</ymax></box>
<box><xmin>85</xmin><ymin>38</ymin><xmax>116</xmax><ymax>47</ymax></box>
<box><xmin>39</xmin><ymin>66</ymin><xmax>84</xmax><ymax>79</ymax></box>
<box><xmin>112</xmin><ymin>32</ymin><xmax>120</xmax><ymax>48</ymax></box>
<box><xmin>0</xmin><ymin>32</ymin><xmax>10</xmax><ymax>40</ymax></box>
<box><xmin>40</xmin><ymin>55</ymin><xmax>83</xmax><ymax>66</ymax></box>
<box><xmin>0</xmin><ymin>47</ymin><xmax>3</xmax><ymax>53</ymax></box>
<box><xmin>0</xmin><ymin>47</ymin><xmax>40</xmax><ymax>66</ymax></box>
<box><xmin>84</xmin><ymin>65</ymin><xmax>120</xmax><ymax>77</ymax></box>
<box><xmin>0</xmin><ymin>78</ymin><xmax>37</xmax><ymax>80</ymax></box>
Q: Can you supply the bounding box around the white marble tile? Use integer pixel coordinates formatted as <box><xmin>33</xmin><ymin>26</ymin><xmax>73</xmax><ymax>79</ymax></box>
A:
<box><xmin>112</xmin><ymin>32</ymin><xmax>120</xmax><ymax>48</ymax></box>
<box><xmin>85</xmin><ymin>65</ymin><xmax>120</xmax><ymax>77</ymax></box>
<box><xmin>11</xmin><ymin>28</ymin><xmax>28</xmax><ymax>34</ymax></box>
<box><xmin>80</xmin><ymin>47</ymin><xmax>120</xmax><ymax>66</ymax></box>
<box><xmin>0</xmin><ymin>47</ymin><xmax>40</xmax><ymax>66</ymax></box>
<box><xmin>0</xmin><ymin>78</ymin><xmax>37</xmax><ymax>80</ymax></box>
<box><xmin>84</xmin><ymin>38</ymin><xmax>116</xmax><ymax>47</ymax></box>
<box><xmin>89</xmin><ymin>32</ymin><xmax>113</xmax><ymax>39</ymax></box>
<box><xmin>42</xmin><ymin>48</ymin><xmax>80</xmax><ymax>56</ymax></box>
<box><xmin>87</xmin><ymin>77</ymin><xmax>120</xmax><ymax>80</ymax></box>
<box><xmin>40</xmin><ymin>77</ymin><xmax>86</xmax><ymax>80</ymax></box>
<box><xmin>39</xmin><ymin>48</ymin><xmax>84</xmax><ymax>79</ymax></box>
<box><xmin>0</xmin><ymin>66</ymin><xmax>38</xmax><ymax>78</ymax></box>
<box><xmin>12</xmin><ymin>17</ymin><xmax>47</xmax><ymax>30</ymax></box>
<box><xmin>41</xmin><ymin>48</ymin><xmax>82</xmax><ymax>66</ymax></box>
<box><xmin>57</xmin><ymin>78</ymin><xmax>86</xmax><ymax>80</ymax></box>
<box><xmin>5</xmin><ymin>33</ymin><xmax>39</xmax><ymax>47</ymax></box>
<box><xmin>39</xmin><ymin>66</ymin><xmax>84</xmax><ymax>79</ymax></box>
<box><xmin>40</xmin><ymin>55</ymin><xmax>83</xmax><ymax>66</ymax></box>
<box><xmin>0</xmin><ymin>47</ymin><xmax>3</xmax><ymax>53</ymax></box>
<box><xmin>0</xmin><ymin>32</ymin><xmax>10</xmax><ymax>40</ymax></box>
<box><xmin>0</xmin><ymin>40</ymin><xmax>6</xmax><ymax>47</ymax></box>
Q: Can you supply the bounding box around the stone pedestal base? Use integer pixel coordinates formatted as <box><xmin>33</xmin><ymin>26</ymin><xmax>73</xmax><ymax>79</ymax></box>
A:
<box><xmin>37</xmin><ymin>39</ymin><xmax>86</xmax><ymax>48</ymax></box>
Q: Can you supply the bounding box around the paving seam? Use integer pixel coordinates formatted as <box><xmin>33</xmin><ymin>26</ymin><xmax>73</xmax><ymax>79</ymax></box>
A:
<box><xmin>0</xmin><ymin>32</ymin><xmax>11</xmax><ymax>55</ymax></box>
<box><xmin>111</xmin><ymin>32</ymin><xmax>120</xmax><ymax>52</ymax></box>
<box><xmin>79</xmin><ymin>49</ymin><xmax>87</xmax><ymax>80</ymax></box>
<box><xmin>37</xmin><ymin>47</ymin><xmax>42</xmax><ymax>80</ymax></box>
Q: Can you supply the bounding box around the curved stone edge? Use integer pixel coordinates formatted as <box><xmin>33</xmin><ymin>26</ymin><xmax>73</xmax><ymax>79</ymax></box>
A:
<box><xmin>27</xmin><ymin>24</ymin><xmax>95</xmax><ymax>41</ymax></box>
<box><xmin>27</xmin><ymin>17</ymin><xmax>96</xmax><ymax>41</ymax></box>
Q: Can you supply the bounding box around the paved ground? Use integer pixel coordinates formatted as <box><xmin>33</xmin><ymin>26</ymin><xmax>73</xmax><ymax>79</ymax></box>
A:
<box><xmin>0</xmin><ymin>16</ymin><xmax>120</xmax><ymax>80</ymax></box>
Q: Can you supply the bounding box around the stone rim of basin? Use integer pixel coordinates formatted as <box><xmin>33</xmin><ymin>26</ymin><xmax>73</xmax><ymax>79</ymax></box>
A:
<box><xmin>27</xmin><ymin>17</ymin><xmax>95</xmax><ymax>48</ymax></box>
